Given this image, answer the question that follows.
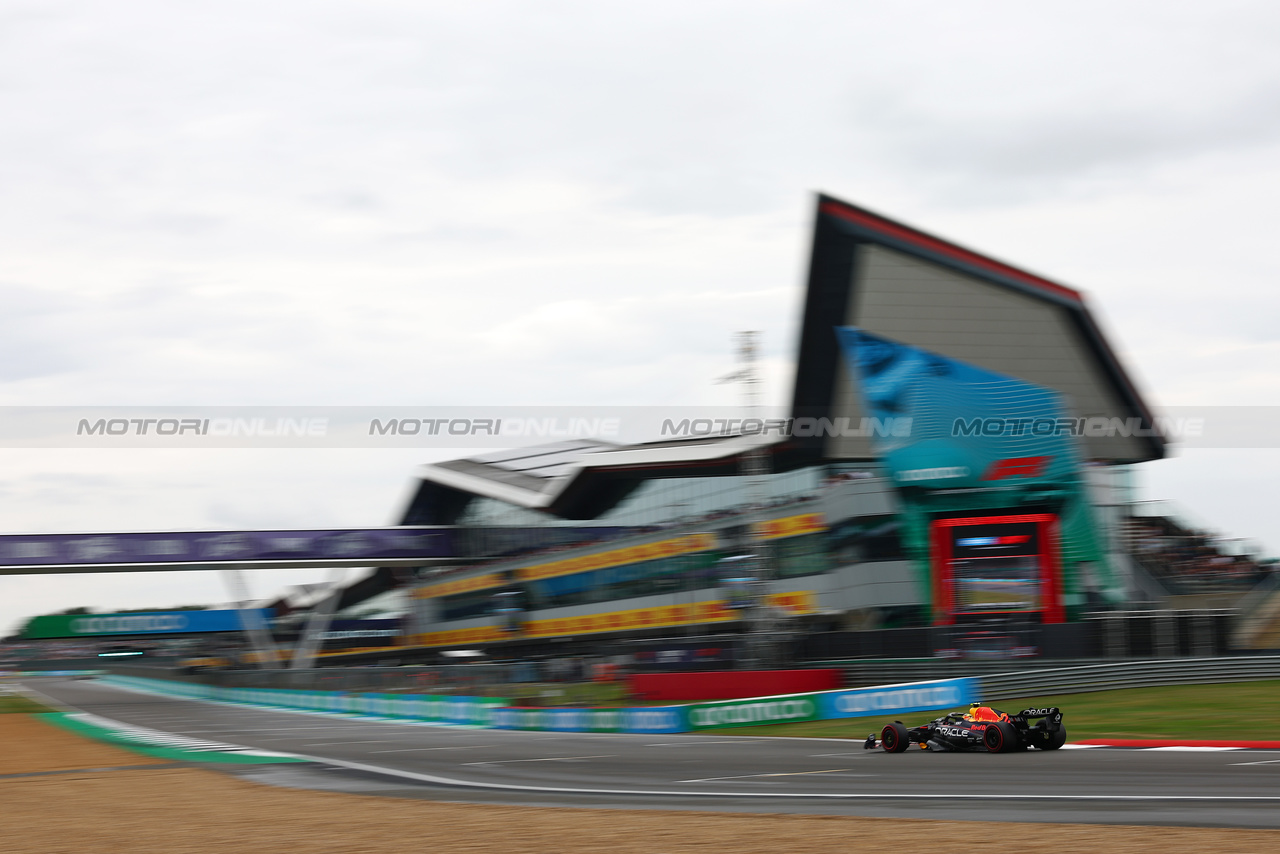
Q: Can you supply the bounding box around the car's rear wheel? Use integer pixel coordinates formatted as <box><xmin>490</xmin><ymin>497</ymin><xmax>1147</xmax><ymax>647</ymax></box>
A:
<box><xmin>984</xmin><ymin>721</ymin><xmax>1016</xmax><ymax>753</ymax></box>
<box><xmin>881</xmin><ymin>722</ymin><xmax>910</xmax><ymax>753</ymax></box>
<box><xmin>1039</xmin><ymin>724</ymin><xmax>1067</xmax><ymax>750</ymax></box>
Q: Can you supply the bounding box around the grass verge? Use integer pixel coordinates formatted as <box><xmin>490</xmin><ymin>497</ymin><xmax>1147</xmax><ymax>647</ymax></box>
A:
<box><xmin>0</xmin><ymin>693</ymin><xmax>54</xmax><ymax>714</ymax></box>
<box><xmin>700</xmin><ymin>679</ymin><xmax>1280</xmax><ymax>741</ymax></box>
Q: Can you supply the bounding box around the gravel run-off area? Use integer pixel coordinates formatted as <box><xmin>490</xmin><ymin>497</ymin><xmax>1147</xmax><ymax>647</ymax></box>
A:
<box><xmin>4</xmin><ymin>714</ymin><xmax>1280</xmax><ymax>854</ymax></box>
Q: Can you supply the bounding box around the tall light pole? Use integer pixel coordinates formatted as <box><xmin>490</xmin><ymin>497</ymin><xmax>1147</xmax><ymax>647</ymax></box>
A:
<box><xmin>718</xmin><ymin>331</ymin><xmax>781</xmax><ymax>667</ymax></box>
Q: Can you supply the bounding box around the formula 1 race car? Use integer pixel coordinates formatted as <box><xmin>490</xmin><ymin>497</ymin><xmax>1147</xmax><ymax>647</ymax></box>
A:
<box><xmin>863</xmin><ymin>704</ymin><xmax>1066</xmax><ymax>753</ymax></box>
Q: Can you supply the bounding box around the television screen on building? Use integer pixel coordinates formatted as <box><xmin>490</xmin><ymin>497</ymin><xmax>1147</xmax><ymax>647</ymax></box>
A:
<box><xmin>947</xmin><ymin>521</ymin><xmax>1043</xmax><ymax>615</ymax></box>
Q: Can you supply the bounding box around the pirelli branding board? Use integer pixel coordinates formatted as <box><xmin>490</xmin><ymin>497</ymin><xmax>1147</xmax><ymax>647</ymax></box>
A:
<box><xmin>408</xmin><ymin>591</ymin><xmax>817</xmax><ymax>648</ymax></box>
<box><xmin>523</xmin><ymin>599</ymin><xmax>733</xmax><ymax>639</ymax></box>
<box><xmin>768</xmin><ymin>590</ymin><xmax>818</xmax><ymax>615</ymax></box>
<box><xmin>412</xmin><ymin>572</ymin><xmax>503</xmax><ymax>600</ymax></box>
<box><xmin>410</xmin><ymin>623</ymin><xmax>509</xmax><ymax>648</ymax></box>
<box><xmin>517</xmin><ymin>532</ymin><xmax>718</xmax><ymax>583</ymax></box>
<box><xmin>753</xmin><ymin>512</ymin><xmax>826</xmax><ymax>541</ymax></box>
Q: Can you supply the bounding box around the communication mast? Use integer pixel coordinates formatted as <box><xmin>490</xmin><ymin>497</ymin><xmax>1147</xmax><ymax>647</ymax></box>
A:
<box><xmin>719</xmin><ymin>331</ymin><xmax>786</xmax><ymax>667</ymax></box>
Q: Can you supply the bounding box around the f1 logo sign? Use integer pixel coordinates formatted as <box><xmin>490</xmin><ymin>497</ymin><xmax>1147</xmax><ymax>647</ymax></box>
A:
<box><xmin>982</xmin><ymin>456</ymin><xmax>1050</xmax><ymax>481</ymax></box>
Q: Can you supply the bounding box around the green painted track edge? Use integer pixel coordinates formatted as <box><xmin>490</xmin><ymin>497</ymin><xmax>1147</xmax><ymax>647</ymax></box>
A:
<box><xmin>36</xmin><ymin>711</ymin><xmax>304</xmax><ymax>765</ymax></box>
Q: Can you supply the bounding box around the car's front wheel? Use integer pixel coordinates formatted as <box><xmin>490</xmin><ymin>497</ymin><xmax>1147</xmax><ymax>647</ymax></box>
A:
<box><xmin>881</xmin><ymin>722</ymin><xmax>911</xmax><ymax>753</ymax></box>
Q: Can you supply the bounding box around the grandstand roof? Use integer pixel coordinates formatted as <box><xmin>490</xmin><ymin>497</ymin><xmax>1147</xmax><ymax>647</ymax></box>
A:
<box><xmin>401</xmin><ymin>434</ymin><xmax>785</xmax><ymax>524</ymax></box>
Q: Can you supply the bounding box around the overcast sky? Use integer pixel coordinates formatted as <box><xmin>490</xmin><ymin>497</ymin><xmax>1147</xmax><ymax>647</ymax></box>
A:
<box><xmin>3</xmin><ymin>1</ymin><xmax>1280</xmax><ymax>636</ymax></box>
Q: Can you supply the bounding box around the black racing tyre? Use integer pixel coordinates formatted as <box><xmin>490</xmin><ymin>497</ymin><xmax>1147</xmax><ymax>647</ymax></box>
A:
<box><xmin>881</xmin><ymin>722</ymin><xmax>910</xmax><ymax>753</ymax></box>
<box><xmin>984</xmin><ymin>721</ymin><xmax>1017</xmax><ymax>753</ymax></box>
<box><xmin>1040</xmin><ymin>724</ymin><xmax>1067</xmax><ymax>750</ymax></box>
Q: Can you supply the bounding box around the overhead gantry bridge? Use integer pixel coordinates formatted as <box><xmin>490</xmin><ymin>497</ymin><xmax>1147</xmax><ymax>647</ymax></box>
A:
<box><xmin>0</xmin><ymin>526</ymin><xmax>470</xmax><ymax>670</ymax></box>
<box><xmin>0</xmin><ymin>524</ymin><xmax>628</xmax><ymax>670</ymax></box>
<box><xmin>0</xmin><ymin>527</ymin><xmax>459</xmax><ymax>576</ymax></box>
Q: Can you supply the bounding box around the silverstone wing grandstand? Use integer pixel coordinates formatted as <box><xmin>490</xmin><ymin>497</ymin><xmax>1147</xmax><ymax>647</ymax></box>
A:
<box><xmin>5</xmin><ymin>193</ymin><xmax>1277</xmax><ymax>671</ymax></box>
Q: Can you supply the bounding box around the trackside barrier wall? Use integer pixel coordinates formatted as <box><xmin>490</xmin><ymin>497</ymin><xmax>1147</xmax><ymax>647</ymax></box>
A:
<box><xmin>101</xmin><ymin>673</ymin><xmax>975</xmax><ymax>734</ymax></box>
<box><xmin>99</xmin><ymin>657</ymin><xmax>1280</xmax><ymax>734</ymax></box>
<box><xmin>974</xmin><ymin>656</ymin><xmax>1280</xmax><ymax>699</ymax></box>
<box><xmin>490</xmin><ymin>707</ymin><xmax>689</xmax><ymax>733</ymax></box>
<box><xmin>104</xmin><ymin>675</ymin><xmax>508</xmax><ymax>727</ymax></box>
<box><xmin>630</xmin><ymin>669</ymin><xmax>842</xmax><ymax>702</ymax></box>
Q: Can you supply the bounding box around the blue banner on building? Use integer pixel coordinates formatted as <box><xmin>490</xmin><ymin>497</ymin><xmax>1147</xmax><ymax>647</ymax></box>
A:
<box><xmin>835</xmin><ymin>327</ymin><xmax>1081</xmax><ymax>490</ymax></box>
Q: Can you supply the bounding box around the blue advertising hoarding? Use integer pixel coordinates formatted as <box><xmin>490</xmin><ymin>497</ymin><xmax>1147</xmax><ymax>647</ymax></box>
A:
<box><xmin>818</xmin><ymin>677</ymin><xmax>975</xmax><ymax>719</ymax></box>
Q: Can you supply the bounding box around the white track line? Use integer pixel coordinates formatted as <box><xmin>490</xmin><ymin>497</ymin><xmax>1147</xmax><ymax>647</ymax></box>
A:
<box><xmin>277</xmin><ymin>753</ymin><xmax>1280</xmax><ymax>801</ymax></box>
<box><xmin>677</xmin><ymin>769</ymin><xmax>862</xmax><ymax>783</ymax></box>
<box><xmin>370</xmin><ymin>746</ymin><xmax>497</xmax><ymax>754</ymax></box>
<box><xmin>646</xmin><ymin>741</ymin><xmax>758</xmax><ymax>747</ymax></box>
<box><xmin>462</xmin><ymin>754</ymin><xmax>615</xmax><ymax>766</ymax></box>
<box><xmin>66</xmin><ymin>712</ymin><xmax>295</xmax><ymax>758</ymax></box>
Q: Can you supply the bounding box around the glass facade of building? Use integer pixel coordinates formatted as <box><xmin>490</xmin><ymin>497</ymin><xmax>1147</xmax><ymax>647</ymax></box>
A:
<box><xmin>419</xmin><ymin>462</ymin><xmax>908</xmax><ymax>631</ymax></box>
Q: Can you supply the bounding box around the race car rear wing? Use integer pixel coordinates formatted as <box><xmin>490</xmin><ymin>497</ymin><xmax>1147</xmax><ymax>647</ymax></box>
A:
<box><xmin>1014</xmin><ymin>707</ymin><xmax>1063</xmax><ymax>727</ymax></box>
<box><xmin>1015</xmin><ymin>706</ymin><xmax>1061</xmax><ymax>718</ymax></box>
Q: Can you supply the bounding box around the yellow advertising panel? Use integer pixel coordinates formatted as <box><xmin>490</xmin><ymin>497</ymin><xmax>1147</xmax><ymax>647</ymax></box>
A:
<box><xmin>407</xmin><ymin>590</ymin><xmax>817</xmax><ymax>648</ymax></box>
<box><xmin>412</xmin><ymin>572</ymin><xmax>503</xmax><ymax>600</ymax></box>
<box><xmin>411</xmin><ymin>534</ymin><xmax>720</xmax><ymax>603</ymax></box>
<box><xmin>406</xmin><ymin>624</ymin><xmax>511</xmax><ymax>648</ymax></box>
<box><xmin>517</xmin><ymin>532</ymin><xmax>718</xmax><ymax>583</ymax></box>
<box><xmin>767</xmin><ymin>589</ymin><xmax>818</xmax><ymax>616</ymax></box>
<box><xmin>753</xmin><ymin>512</ymin><xmax>826</xmax><ymax>541</ymax></box>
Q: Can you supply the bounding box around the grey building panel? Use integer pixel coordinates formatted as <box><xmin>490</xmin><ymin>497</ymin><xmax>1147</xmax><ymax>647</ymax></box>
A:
<box><xmin>771</xmin><ymin>573</ymin><xmax>831</xmax><ymax>597</ymax></box>
<box><xmin>823</xmin><ymin>560</ymin><xmax>923</xmax><ymax>611</ymax></box>
<box><xmin>827</xmin><ymin>244</ymin><xmax>1151</xmax><ymax>462</ymax></box>
<box><xmin>816</xmin><ymin>476</ymin><xmax>900</xmax><ymax>520</ymax></box>
<box><xmin>826</xmin><ymin>358</ymin><xmax>875</xmax><ymax>459</ymax></box>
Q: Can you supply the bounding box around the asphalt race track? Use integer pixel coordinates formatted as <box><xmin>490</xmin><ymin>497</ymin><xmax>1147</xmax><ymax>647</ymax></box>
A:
<box><xmin>21</xmin><ymin>677</ymin><xmax>1280</xmax><ymax>828</ymax></box>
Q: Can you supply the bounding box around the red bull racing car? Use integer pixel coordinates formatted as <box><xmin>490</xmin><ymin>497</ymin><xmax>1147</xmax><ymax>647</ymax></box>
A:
<box><xmin>864</xmin><ymin>704</ymin><xmax>1066</xmax><ymax>753</ymax></box>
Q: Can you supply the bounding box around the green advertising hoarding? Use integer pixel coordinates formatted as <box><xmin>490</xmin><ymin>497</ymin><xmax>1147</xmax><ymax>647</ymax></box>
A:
<box><xmin>686</xmin><ymin>694</ymin><xmax>820</xmax><ymax>729</ymax></box>
<box><xmin>23</xmin><ymin>609</ymin><xmax>267</xmax><ymax>639</ymax></box>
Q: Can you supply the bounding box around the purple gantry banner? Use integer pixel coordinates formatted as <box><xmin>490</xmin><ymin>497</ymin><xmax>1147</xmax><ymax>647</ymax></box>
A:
<box><xmin>0</xmin><ymin>528</ymin><xmax>456</xmax><ymax>568</ymax></box>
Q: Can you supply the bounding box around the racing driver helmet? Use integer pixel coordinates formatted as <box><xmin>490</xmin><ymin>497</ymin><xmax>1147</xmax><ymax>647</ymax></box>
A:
<box><xmin>965</xmin><ymin>703</ymin><xmax>1008</xmax><ymax>723</ymax></box>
